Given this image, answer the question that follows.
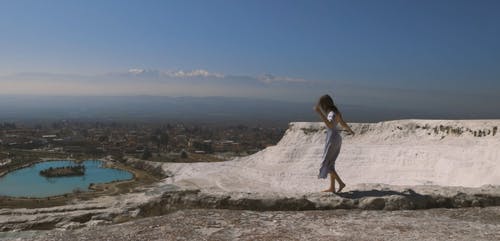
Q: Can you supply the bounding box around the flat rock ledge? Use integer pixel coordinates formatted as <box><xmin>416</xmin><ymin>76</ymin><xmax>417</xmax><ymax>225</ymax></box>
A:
<box><xmin>137</xmin><ymin>186</ymin><xmax>500</xmax><ymax>215</ymax></box>
<box><xmin>6</xmin><ymin>208</ymin><xmax>500</xmax><ymax>241</ymax></box>
<box><xmin>1</xmin><ymin>184</ymin><xmax>500</xmax><ymax>232</ymax></box>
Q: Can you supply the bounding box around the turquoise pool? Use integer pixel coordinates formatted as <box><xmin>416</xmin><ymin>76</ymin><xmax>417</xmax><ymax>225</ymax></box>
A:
<box><xmin>0</xmin><ymin>160</ymin><xmax>133</xmax><ymax>198</ymax></box>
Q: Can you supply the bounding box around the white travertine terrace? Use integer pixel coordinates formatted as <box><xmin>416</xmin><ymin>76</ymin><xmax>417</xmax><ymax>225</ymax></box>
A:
<box><xmin>164</xmin><ymin>120</ymin><xmax>500</xmax><ymax>194</ymax></box>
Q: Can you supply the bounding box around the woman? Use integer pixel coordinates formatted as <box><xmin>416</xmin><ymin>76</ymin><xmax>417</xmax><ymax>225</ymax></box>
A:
<box><xmin>314</xmin><ymin>94</ymin><xmax>354</xmax><ymax>193</ymax></box>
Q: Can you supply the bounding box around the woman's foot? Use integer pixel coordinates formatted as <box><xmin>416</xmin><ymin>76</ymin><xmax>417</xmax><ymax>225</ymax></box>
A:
<box><xmin>337</xmin><ymin>183</ymin><xmax>346</xmax><ymax>193</ymax></box>
<box><xmin>322</xmin><ymin>188</ymin><xmax>335</xmax><ymax>193</ymax></box>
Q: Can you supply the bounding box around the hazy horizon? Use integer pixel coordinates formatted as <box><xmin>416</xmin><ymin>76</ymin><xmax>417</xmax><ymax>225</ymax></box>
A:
<box><xmin>1</xmin><ymin>95</ymin><xmax>498</xmax><ymax>126</ymax></box>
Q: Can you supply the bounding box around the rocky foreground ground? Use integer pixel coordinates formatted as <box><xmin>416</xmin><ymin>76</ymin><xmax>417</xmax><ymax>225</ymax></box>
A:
<box><xmin>1</xmin><ymin>184</ymin><xmax>499</xmax><ymax>232</ymax></box>
<box><xmin>2</xmin><ymin>207</ymin><xmax>499</xmax><ymax>241</ymax></box>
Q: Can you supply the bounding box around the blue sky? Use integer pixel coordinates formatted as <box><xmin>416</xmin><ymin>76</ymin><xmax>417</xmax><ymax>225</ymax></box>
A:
<box><xmin>0</xmin><ymin>0</ymin><xmax>499</xmax><ymax>116</ymax></box>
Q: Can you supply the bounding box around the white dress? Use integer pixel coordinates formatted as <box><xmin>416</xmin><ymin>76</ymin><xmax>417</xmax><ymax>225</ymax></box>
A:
<box><xmin>318</xmin><ymin>111</ymin><xmax>342</xmax><ymax>179</ymax></box>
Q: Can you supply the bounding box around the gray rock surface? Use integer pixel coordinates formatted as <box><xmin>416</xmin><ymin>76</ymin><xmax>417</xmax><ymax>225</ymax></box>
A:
<box><xmin>3</xmin><ymin>207</ymin><xmax>500</xmax><ymax>241</ymax></box>
<box><xmin>1</xmin><ymin>183</ymin><xmax>500</xmax><ymax>232</ymax></box>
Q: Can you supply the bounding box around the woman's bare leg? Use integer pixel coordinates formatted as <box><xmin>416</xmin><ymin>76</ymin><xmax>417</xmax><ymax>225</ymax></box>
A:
<box><xmin>331</xmin><ymin>170</ymin><xmax>346</xmax><ymax>193</ymax></box>
<box><xmin>322</xmin><ymin>172</ymin><xmax>336</xmax><ymax>192</ymax></box>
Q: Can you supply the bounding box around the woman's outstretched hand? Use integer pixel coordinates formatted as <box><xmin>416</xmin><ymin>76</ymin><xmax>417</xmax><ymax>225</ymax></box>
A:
<box><xmin>342</xmin><ymin>129</ymin><xmax>355</xmax><ymax>136</ymax></box>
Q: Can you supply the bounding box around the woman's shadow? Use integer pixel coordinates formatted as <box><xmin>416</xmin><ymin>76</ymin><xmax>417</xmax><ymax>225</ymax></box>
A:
<box><xmin>336</xmin><ymin>189</ymin><xmax>425</xmax><ymax>199</ymax></box>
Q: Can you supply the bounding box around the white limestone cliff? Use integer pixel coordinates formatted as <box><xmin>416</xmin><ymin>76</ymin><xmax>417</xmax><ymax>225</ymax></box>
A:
<box><xmin>164</xmin><ymin>120</ymin><xmax>500</xmax><ymax>194</ymax></box>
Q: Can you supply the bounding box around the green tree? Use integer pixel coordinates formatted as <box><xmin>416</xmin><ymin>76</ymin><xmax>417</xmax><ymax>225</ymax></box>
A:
<box><xmin>180</xmin><ymin>150</ymin><xmax>188</xmax><ymax>159</ymax></box>
<box><xmin>160</xmin><ymin>132</ymin><xmax>169</xmax><ymax>151</ymax></box>
<box><xmin>142</xmin><ymin>148</ymin><xmax>152</xmax><ymax>160</ymax></box>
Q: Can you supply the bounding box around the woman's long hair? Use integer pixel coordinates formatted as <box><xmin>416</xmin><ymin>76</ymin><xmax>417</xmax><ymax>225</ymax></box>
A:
<box><xmin>319</xmin><ymin>94</ymin><xmax>340</xmax><ymax>116</ymax></box>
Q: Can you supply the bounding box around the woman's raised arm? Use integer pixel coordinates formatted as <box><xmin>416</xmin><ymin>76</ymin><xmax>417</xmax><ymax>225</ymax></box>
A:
<box><xmin>335</xmin><ymin>114</ymin><xmax>355</xmax><ymax>135</ymax></box>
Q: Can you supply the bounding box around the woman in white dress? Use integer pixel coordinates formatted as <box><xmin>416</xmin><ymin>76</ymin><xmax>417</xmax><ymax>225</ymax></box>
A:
<box><xmin>314</xmin><ymin>94</ymin><xmax>355</xmax><ymax>193</ymax></box>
